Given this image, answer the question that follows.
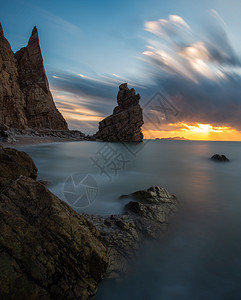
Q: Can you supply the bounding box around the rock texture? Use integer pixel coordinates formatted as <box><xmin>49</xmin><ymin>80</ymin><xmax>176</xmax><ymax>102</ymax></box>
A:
<box><xmin>95</xmin><ymin>83</ymin><xmax>144</xmax><ymax>142</ymax></box>
<box><xmin>0</xmin><ymin>23</ymin><xmax>27</xmax><ymax>129</ymax></box>
<box><xmin>0</xmin><ymin>145</ymin><xmax>37</xmax><ymax>189</ymax></box>
<box><xmin>0</xmin><ymin>148</ymin><xmax>108</xmax><ymax>299</ymax></box>
<box><xmin>0</xmin><ymin>177</ymin><xmax>108</xmax><ymax>299</ymax></box>
<box><xmin>0</xmin><ymin>23</ymin><xmax>68</xmax><ymax>130</ymax></box>
<box><xmin>86</xmin><ymin>186</ymin><xmax>178</xmax><ymax>279</ymax></box>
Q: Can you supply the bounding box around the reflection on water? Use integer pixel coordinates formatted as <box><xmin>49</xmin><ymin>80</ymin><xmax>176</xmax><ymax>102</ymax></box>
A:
<box><xmin>20</xmin><ymin>140</ymin><xmax>241</xmax><ymax>300</ymax></box>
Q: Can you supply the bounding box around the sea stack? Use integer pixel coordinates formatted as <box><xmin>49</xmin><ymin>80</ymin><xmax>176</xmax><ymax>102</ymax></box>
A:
<box><xmin>95</xmin><ymin>83</ymin><xmax>144</xmax><ymax>142</ymax></box>
<box><xmin>0</xmin><ymin>23</ymin><xmax>68</xmax><ymax>130</ymax></box>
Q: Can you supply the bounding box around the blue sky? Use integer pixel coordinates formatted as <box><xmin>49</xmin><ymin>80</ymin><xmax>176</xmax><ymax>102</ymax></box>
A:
<box><xmin>1</xmin><ymin>0</ymin><xmax>241</xmax><ymax>139</ymax></box>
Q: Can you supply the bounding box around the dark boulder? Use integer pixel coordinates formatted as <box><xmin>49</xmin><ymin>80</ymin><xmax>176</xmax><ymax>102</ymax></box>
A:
<box><xmin>0</xmin><ymin>145</ymin><xmax>37</xmax><ymax>189</ymax></box>
<box><xmin>211</xmin><ymin>154</ymin><xmax>229</xmax><ymax>162</ymax></box>
<box><xmin>85</xmin><ymin>186</ymin><xmax>178</xmax><ymax>279</ymax></box>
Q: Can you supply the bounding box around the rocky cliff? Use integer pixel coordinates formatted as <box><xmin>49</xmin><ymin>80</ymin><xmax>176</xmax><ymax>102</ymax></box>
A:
<box><xmin>0</xmin><ymin>146</ymin><xmax>108</xmax><ymax>299</ymax></box>
<box><xmin>0</xmin><ymin>23</ymin><xmax>27</xmax><ymax>128</ymax></box>
<box><xmin>0</xmin><ymin>23</ymin><xmax>68</xmax><ymax>130</ymax></box>
<box><xmin>95</xmin><ymin>83</ymin><xmax>144</xmax><ymax>142</ymax></box>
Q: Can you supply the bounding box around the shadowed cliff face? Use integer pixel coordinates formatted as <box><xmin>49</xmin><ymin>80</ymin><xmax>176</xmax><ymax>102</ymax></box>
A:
<box><xmin>0</xmin><ymin>146</ymin><xmax>108</xmax><ymax>299</ymax></box>
<box><xmin>0</xmin><ymin>24</ymin><xmax>68</xmax><ymax>130</ymax></box>
<box><xmin>95</xmin><ymin>83</ymin><xmax>144</xmax><ymax>142</ymax></box>
<box><xmin>0</xmin><ymin>23</ymin><xmax>27</xmax><ymax>129</ymax></box>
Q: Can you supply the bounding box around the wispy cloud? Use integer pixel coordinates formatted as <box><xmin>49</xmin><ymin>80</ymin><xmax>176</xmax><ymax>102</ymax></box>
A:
<box><xmin>141</xmin><ymin>11</ymin><xmax>241</xmax><ymax>134</ymax></box>
<box><xmin>49</xmin><ymin>11</ymin><xmax>241</xmax><ymax>138</ymax></box>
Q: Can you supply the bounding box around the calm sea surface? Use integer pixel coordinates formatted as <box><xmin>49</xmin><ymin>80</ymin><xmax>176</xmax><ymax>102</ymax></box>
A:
<box><xmin>20</xmin><ymin>140</ymin><xmax>241</xmax><ymax>300</ymax></box>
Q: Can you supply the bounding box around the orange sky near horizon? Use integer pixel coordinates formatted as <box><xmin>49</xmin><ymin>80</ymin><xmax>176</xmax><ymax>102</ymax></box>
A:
<box><xmin>143</xmin><ymin>123</ymin><xmax>241</xmax><ymax>141</ymax></box>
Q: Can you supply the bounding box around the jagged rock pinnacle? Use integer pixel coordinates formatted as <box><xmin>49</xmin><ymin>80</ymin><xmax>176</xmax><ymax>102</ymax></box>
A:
<box><xmin>0</xmin><ymin>25</ymin><xmax>68</xmax><ymax>130</ymax></box>
<box><xmin>28</xmin><ymin>26</ymin><xmax>39</xmax><ymax>45</ymax></box>
<box><xmin>95</xmin><ymin>83</ymin><xmax>144</xmax><ymax>142</ymax></box>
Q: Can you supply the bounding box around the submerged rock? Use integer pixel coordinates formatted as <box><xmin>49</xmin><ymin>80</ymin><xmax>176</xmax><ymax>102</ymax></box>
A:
<box><xmin>211</xmin><ymin>154</ymin><xmax>229</xmax><ymax>162</ymax></box>
<box><xmin>0</xmin><ymin>23</ymin><xmax>68</xmax><ymax>130</ymax></box>
<box><xmin>95</xmin><ymin>83</ymin><xmax>144</xmax><ymax>142</ymax></box>
<box><xmin>86</xmin><ymin>186</ymin><xmax>178</xmax><ymax>279</ymax></box>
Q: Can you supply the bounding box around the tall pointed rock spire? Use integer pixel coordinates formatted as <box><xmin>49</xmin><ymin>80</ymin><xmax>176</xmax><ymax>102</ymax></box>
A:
<box><xmin>28</xmin><ymin>26</ymin><xmax>38</xmax><ymax>43</ymax></box>
<box><xmin>0</xmin><ymin>24</ymin><xmax>68</xmax><ymax>130</ymax></box>
<box><xmin>13</xmin><ymin>26</ymin><xmax>68</xmax><ymax>130</ymax></box>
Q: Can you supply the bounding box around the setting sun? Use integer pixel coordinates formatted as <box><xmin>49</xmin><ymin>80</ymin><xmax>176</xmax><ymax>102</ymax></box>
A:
<box><xmin>143</xmin><ymin>122</ymin><xmax>241</xmax><ymax>141</ymax></box>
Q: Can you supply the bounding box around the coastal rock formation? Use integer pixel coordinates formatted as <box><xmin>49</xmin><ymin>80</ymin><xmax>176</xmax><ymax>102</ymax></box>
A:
<box><xmin>0</xmin><ymin>148</ymin><xmax>108</xmax><ymax>299</ymax></box>
<box><xmin>86</xmin><ymin>186</ymin><xmax>178</xmax><ymax>279</ymax></box>
<box><xmin>0</xmin><ymin>146</ymin><xmax>178</xmax><ymax>298</ymax></box>
<box><xmin>0</xmin><ymin>129</ymin><xmax>16</xmax><ymax>143</ymax></box>
<box><xmin>0</xmin><ymin>145</ymin><xmax>37</xmax><ymax>189</ymax></box>
<box><xmin>95</xmin><ymin>83</ymin><xmax>144</xmax><ymax>142</ymax></box>
<box><xmin>0</xmin><ymin>177</ymin><xmax>108</xmax><ymax>299</ymax></box>
<box><xmin>156</xmin><ymin>136</ymin><xmax>189</xmax><ymax>141</ymax></box>
<box><xmin>211</xmin><ymin>154</ymin><xmax>229</xmax><ymax>162</ymax></box>
<box><xmin>0</xmin><ymin>23</ymin><xmax>27</xmax><ymax>128</ymax></box>
<box><xmin>0</xmin><ymin>23</ymin><xmax>68</xmax><ymax>130</ymax></box>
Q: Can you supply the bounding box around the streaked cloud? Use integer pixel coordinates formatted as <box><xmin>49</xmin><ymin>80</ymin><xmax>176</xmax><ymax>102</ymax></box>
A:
<box><xmin>49</xmin><ymin>11</ymin><xmax>241</xmax><ymax>140</ymax></box>
<box><xmin>141</xmin><ymin>11</ymin><xmax>241</xmax><ymax>138</ymax></box>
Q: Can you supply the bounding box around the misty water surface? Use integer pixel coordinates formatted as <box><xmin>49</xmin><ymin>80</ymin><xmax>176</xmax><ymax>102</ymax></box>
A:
<box><xmin>20</xmin><ymin>140</ymin><xmax>241</xmax><ymax>300</ymax></box>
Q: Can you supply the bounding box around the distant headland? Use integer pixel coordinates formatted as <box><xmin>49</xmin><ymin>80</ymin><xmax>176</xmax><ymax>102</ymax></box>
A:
<box><xmin>155</xmin><ymin>136</ymin><xmax>189</xmax><ymax>141</ymax></box>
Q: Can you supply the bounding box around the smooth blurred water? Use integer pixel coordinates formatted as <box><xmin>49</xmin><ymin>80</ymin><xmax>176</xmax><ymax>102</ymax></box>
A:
<box><xmin>20</xmin><ymin>140</ymin><xmax>241</xmax><ymax>300</ymax></box>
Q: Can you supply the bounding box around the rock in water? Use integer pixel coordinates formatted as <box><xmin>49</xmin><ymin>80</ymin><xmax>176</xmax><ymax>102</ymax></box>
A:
<box><xmin>211</xmin><ymin>154</ymin><xmax>229</xmax><ymax>162</ymax></box>
<box><xmin>95</xmin><ymin>83</ymin><xmax>144</xmax><ymax>142</ymax></box>
<box><xmin>0</xmin><ymin>23</ymin><xmax>68</xmax><ymax>130</ymax></box>
<box><xmin>86</xmin><ymin>186</ymin><xmax>178</xmax><ymax>279</ymax></box>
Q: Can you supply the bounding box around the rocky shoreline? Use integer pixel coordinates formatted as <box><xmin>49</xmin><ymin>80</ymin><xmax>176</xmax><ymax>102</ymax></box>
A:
<box><xmin>0</xmin><ymin>145</ymin><xmax>178</xmax><ymax>299</ymax></box>
<box><xmin>0</xmin><ymin>128</ymin><xmax>96</xmax><ymax>147</ymax></box>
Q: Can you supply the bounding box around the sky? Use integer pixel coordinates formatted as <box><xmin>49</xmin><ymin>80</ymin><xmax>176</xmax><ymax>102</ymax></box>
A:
<box><xmin>1</xmin><ymin>0</ymin><xmax>241</xmax><ymax>140</ymax></box>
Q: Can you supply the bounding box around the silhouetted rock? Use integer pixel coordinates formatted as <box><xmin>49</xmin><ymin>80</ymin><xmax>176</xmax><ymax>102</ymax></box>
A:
<box><xmin>95</xmin><ymin>83</ymin><xmax>144</xmax><ymax>142</ymax></box>
<box><xmin>0</xmin><ymin>23</ymin><xmax>68</xmax><ymax>130</ymax></box>
<box><xmin>211</xmin><ymin>154</ymin><xmax>229</xmax><ymax>162</ymax></box>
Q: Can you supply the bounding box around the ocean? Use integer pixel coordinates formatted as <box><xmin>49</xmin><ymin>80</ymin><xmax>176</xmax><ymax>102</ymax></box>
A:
<box><xmin>20</xmin><ymin>140</ymin><xmax>241</xmax><ymax>300</ymax></box>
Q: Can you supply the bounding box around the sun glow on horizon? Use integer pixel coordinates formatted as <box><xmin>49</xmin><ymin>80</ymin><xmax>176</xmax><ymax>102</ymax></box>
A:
<box><xmin>181</xmin><ymin>123</ymin><xmax>227</xmax><ymax>133</ymax></box>
<box><xmin>143</xmin><ymin>122</ymin><xmax>241</xmax><ymax>141</ymax></box>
